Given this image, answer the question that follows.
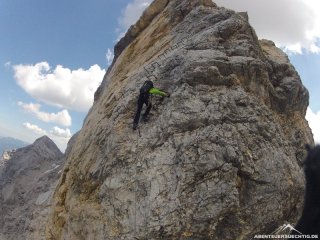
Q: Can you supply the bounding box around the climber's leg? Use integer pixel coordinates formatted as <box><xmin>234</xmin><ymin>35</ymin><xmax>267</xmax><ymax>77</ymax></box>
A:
<box><xmin>142</xmin><ymin>100</ymin><xmax>152</xmax><ymax>122</ymax></box>
<box><xmin>133</xmin><ymin>95</ymin><xmax>144</xmax><ymax>130</ymax></box>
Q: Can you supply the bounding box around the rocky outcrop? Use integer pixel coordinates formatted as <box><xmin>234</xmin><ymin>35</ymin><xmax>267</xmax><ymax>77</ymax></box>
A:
<box><xmin>0</xmin><ymin>136</ymin><xmax>63</xmax><ymax>240</ymax></box>
<box><xmin>47</xmin><ymin>0</ymin><xmax>313</xmax><ymax>239</ymax></box>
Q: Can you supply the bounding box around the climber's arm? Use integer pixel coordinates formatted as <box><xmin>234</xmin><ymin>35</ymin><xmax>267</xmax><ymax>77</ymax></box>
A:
<box><xmin>149</xmin><ymin>88</ymin><xmax>169</xmax><ymax>97</ymax></box>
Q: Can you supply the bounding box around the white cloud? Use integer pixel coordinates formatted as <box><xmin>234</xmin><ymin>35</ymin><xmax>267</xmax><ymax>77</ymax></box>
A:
<box><xmin>23</xmin><ymin>122</ymin><xmax>47</xmax><ymax>136</ymax></box>
<box><xmin>18</xmin><ymin>102</ymin><xmax>72</xmax><ymax>127</ymax></box>
<box><xmin>13</xmin><ymin>62</ymin><xmax>105</xmax><ymax>112</ymax></box>
<box><xmin>50</xmin><ymin>136</ymin><xmax>70</xmax><ymax>153</ymax></box>
<box><xmin>118</xmin><ymin>0</ymin><xmax>152</xmax><ymax>35</ymax></box>
<box><xmin>50</xmin><ymin>126</ymin><xmax>72</xmax><ymax>138</ymax></box>
<box><xmin>106</xmin><ymin>48</ymin><xmax>114</xmax><ymax>65</ymax></box>
<box><xmin>214</xmin><ymin>0</ymin><xmax>320</xmax><ymax>53</ymax></box>
<box><xmin>49</xmin><ymin>127</ymin><xmax>72</xmax><ymax>152</ymax></box>
<box><xmin>306</xmin><ymin>107</ymin><xmax>320</xmax><ymax>144</ymax></box>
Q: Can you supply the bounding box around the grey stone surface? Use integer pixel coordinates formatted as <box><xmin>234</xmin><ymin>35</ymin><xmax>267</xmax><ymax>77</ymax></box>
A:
<box><xmin>0</xmin><ymin>136</ymin><xmax>63</xmax><ymax>240</ymax></box>
<box><xmin>47</xmin><ymin>0</ymin><xmax>313</xmax><ymax>239</ymax></box>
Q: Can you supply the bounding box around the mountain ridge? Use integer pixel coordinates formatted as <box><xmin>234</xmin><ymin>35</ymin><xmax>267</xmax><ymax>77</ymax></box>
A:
<box><xmin>0</xmin><ymin>136</ymin><xmax>64</xmax><ymax>240</ymax></box>
<box><xmin>0</xmin><ymin>136</ymin><xmax>29</xmax><ymax>155</ymax></box>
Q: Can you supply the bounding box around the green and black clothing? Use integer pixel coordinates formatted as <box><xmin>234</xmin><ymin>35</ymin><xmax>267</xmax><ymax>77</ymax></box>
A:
<box><xmin>133</xmin><ymin>87</ymin><xmax>168</xmax><ymax>130</ymax></box>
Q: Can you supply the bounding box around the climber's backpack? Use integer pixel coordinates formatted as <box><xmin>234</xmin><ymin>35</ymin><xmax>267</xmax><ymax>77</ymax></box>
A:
<box><xmin>140</xmin><ymin>80</ymin><xmax>154</xmax><ymax>95</ymax></box>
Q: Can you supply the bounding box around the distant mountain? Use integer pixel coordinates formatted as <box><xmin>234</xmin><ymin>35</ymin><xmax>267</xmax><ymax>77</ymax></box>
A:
<box><xmin>0</xmin><ymin>135</ymin><xmax>64</xmax><ymax>240</ymax></box>
<box><xmin>0</xmin><ymin>137</ymin><xmax>29</xmax><ymax>155</ymax></box>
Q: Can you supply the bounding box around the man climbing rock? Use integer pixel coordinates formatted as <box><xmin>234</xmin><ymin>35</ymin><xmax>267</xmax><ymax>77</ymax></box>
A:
<box><xmin>133</xmin><ymin>80</ymin><xmax>170</xmax><ymax>130</ymax></box>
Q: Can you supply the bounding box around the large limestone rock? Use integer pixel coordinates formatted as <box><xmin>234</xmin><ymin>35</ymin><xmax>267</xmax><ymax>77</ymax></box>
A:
<box><xmin>0</xmin><ymin>136</ymin><xmax>63</xmax><ymax>240</ymax></box>
<box><xmin>47</xmin><ymin>0</ymin><xmax>313</xmax><ymax>239</ymax></box>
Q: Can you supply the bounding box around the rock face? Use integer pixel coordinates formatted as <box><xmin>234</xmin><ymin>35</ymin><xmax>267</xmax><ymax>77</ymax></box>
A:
<box><xmin>0</xmin><ymin>136</ymin><xmax>63</xmax><ymax>240</ymax></box>
<box><xmin>47</xmin><ymin>0</ymin><xmax>313</xmax><ymax>239</ymax></box>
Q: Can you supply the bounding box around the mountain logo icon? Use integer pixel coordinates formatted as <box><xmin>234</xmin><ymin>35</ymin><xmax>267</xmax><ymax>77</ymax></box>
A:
<box><xmin>276</xmin><ymin>224</ymin><xmax>302</xmax><ymax>234</ymax></box>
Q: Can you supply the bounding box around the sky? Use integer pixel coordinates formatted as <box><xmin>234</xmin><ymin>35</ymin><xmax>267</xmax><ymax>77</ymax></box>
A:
<box><xmin>0</xmin><ymin>0</ymin><xmax>319</xmax><ymax>151</ymax></box>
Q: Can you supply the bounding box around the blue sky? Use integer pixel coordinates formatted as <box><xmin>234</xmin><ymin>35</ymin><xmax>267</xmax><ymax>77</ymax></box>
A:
<box><xmin>0</xmin><ymin>0</ymin><xmax>319</xmax><ymax>151</ymax></box>
<box><xmin>0</xmin><ymin>0</ymin><xmax>130</xmax><ymax>149</ymax></box>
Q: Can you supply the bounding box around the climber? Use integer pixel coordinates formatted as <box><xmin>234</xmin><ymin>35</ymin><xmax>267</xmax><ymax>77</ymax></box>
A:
<box><xmin>133</xmin><ymin>80</ymin><xmax>170</xmax><ymax>130</ymax></box>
